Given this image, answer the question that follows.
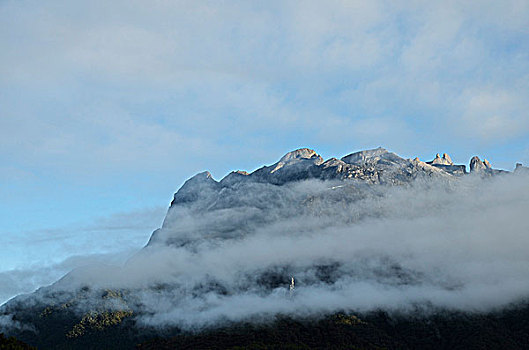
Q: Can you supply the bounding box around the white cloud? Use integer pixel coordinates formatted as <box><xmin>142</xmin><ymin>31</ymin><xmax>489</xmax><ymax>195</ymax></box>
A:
<box><xmin>459</xmin><ymin>87</ymin><xmax>529</xmax><ymax>141</ymax></box>
<box><xmin>38</xmin><ymin>173</ymin><xmax>529</xmax><ymax>328</ymax></box>
<box><xmin>1</xmin><ymin>2</ymin><xmax>529</xmax><ymax>316</ymax></box>
<box><xmin>1</xmin><ymin>0</ymin><xmax>528</xmax><ymax>178</ymax></box>
<box><xmin>0</xmin><ymin>206</ymin><xmax>166</xmax><ymax>305</ymax></box>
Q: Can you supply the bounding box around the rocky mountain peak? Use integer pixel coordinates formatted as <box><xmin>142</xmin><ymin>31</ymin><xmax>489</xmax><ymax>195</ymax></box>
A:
<box><xmin>192</xmin><ymin>170</ymin><xmax>214</xmax><ymax>180</ymax></box>
<box><xmin>269</xmin><ymin>148</ymin><xmax>324</xmax><ymax>175</ymax></box>
<box><xmin>169</xmin><ymin>170</ymin><xmax>219</xmax><ymax>207</ymax></box>
<box><xmin>166</xmin><ymin>148</ymin><xmax>511</xmax><ymax>214</ymax></box>
<box><xmin>278</xmin><ymin>148</ymin><xmax>320</xmax><ymax>163</ymax></box>
<box><xmin>443</xmin><ymin>153</ymin><xmax>453</xmax><ymax>164</ymax></box>
<box><xmin>429</xmin><ymin>153</ymin><xmax>453</xmax><ymax>165</ymax></box>
<box><xmin>341</xmin><ymin>147</ymin><xmax>391</xmax><ymax>165</ymax></box>
<box><xmin>470</xmin><ymin>156</ymin><xmax>490</xmax><ymax>172</ymax></box>
<box><xmin>470</xmin><ymin>156</ymin><xmax>483</xmax><ymax>172</ymax></box>
<box><xmin>219</xmin><ymin>170</ymin><xmax>250</xmax><ymax>186</ymax></box>
<box><xmin>152</xmin><ymin>147</ymin><xmax>517</xmax><ymax>248</ymax></box>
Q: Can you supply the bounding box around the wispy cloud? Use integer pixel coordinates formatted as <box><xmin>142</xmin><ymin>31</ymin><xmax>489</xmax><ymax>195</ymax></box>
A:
<box><xmin>0</xmin><ymin>206</ymin><xmax>165</xmax><ymax>305</ymax></box>
<box><xmin>2</xmin><ymin>0</ymin><xmax>529</xmax><ymax>313</ymax></box>
<box><xmin>39</xmin><ymin>173</ymin><xmax>529</xmax><ymax>329</ymax></box>
<box><xmin>1</xmin><ymin>0</ymin><xmax>528</xmax><ymax>180</ymax></box>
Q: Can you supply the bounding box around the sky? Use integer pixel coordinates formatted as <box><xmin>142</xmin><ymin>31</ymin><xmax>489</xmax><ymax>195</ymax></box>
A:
<box><xmin>1</xmin><ymin>0</ymin><xmax>529</xmax><ymax>304</ymax></box>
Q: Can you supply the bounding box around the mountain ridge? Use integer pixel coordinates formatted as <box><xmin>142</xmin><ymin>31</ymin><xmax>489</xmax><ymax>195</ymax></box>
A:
<box><xmin>181</xmin><ymin>146</ymin><xmax>513</xmax><ymax>186</ymax></box>
<box><xmin>152</xmin><ymin>146</ymin><xmax>509</xmax><ymax>247</ymax></box>
<box><xmin>2</xmin><ymin>146</ymin><xmax>529</xmax><ymax>349</ymax></box>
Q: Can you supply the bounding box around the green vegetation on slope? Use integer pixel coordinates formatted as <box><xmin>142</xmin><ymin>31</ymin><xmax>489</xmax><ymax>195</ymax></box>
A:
<box><xmin>0</xmin><ymin>333</ymin><xmax>36</xmax><ymax>350</ymax></box>
<box><xmin>4</xmin><ymin>286</ymin><xmax>529</xmax><ymax>350</ymax></box>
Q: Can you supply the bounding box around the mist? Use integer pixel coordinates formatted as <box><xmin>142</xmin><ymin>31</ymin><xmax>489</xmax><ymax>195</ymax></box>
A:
<box><xmin>0</xmin><ymin>206</ymin><xmax>165</xmax><ymax>306</ymax></box>
<box><xmin>39</xmin><ymin>171</ymin><xmax>529</xmax><ymax>330</ymax></box>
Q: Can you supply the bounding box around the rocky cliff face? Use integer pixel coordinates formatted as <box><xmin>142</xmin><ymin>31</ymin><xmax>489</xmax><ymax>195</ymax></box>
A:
<box><xmin>148</xmin><ymin>147</ymin><xmax>506</xmax><ymax>247</ymax></box>
<box><xmin>428</xmin><ymin>153</ymin><xmax>453</xmax><ymax>166</ymax></box>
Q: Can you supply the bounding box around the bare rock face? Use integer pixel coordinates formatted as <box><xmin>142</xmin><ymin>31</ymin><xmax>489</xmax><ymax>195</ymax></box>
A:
<box><xmin>341</xmin><ymin>147</ymin><xmax>406</xmax><ymax>166</ymax></box>
<box><xmin>428</xmin><ymin>153</ymin><xmax>453</xmax><ymax>166</ymax></box>
<box><xmin>169</xmin><ymin>171</ymin><xmax>220</xmax><ymax>206</ymax></box>
<box><xmin>470</xmin><ymin>156</ymin><xmax>489</xmax><ymax>173</ymax></box>
<box><xmin>270</xmin><ymin>148</ymin><xmax>323</xmax><ymax>173</ymax></box>
<box><xmin>251</xmin><ymin>148</ymin><xmax>324</xmax><ymax>184</ymax></box>
<box><xmin>148</xmin><ymin>147</ymin><xmax>514</xmax><ymax>246</ymax></box>
<box><xmin>219</xmin><ymin>170</ymin><xmax>250</xmax><ymax>186</ymax></box>
<box><xmin>412</xmin><ymin>158</ymin><xmax>453</xmax><ymax>176</ymax></box>
<box><xmin>443</xmin><ymin>153</ymin><xmax>453</xmax><ymax>164</ymax></box>
<box><xmin>276</xmin><ymin>148</ymin><xmax>320</xmax><ymax>164</ymax></box>
<box><xmin>425</xmin><ymin>153</ymin><xmax>465</xmax><ymax>175</ymax></box>
<box><xmin>430</xmin><ymin>164</ymin><xmax>466</xmax><ymax>176</ymax></box>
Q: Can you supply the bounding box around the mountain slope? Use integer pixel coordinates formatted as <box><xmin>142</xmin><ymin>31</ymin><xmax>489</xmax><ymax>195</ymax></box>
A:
<box><xmin>1</xmin><ymin>147</ymin><xmax>529</xmax><ymax>349</ymax></box>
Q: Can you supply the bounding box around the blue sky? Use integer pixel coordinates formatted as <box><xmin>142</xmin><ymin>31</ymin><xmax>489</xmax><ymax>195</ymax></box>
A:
<box><xmin>1</xmin><ymin>0</ymin><xmax>529</xmax><ymax>303</ymax></box>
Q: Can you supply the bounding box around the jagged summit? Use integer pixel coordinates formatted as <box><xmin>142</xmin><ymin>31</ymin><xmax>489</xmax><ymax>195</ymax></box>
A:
<box><xmin>341</xmin><ymin>147</ymin><xmax>389</xmax><ymax>164</ymax></box>
<box><xmin>428</xmin><ymin>153</ymin><xmax>453</xmax><ymax>165</ymax></box>
<box><xmin>219</xmin><ymin>170</ymin><xmax>250</xmax><ymax>186</ymax></box>
<box><xmin>177</xmin><ymin>170</ymin><xmax>216</xmax><ymax>188</ymax></box>
<box><xmin>168</xmin><ymin>170</ymin><xmax>219</xmax><ymax>208</ymax></box>
<box><xmin>190</xmin><ymin>170</ymin><xmax>214</xmax><ymax>180</ymax></box>
<box><xmin>176</xmin><ymin>148</ymin><xmax>516</xmax><ymax>193</ymax></box>
<box><xmin>340</xmin><ymin>147</ymin><xmax>410</xmax><ymax>169</ymax></box>
<box><xmin>278</xmin><ymin>148</ymin><xmax>320</xmax><ymax>163</ymax></box>
<box><xmin>470</xmin><ymin>156</ymin><xmax>492</xmax><ymax>173</ymax></box>
<box><xmin>270</xmin><ymin>148</ymin><xmax>324</xmax><ymax>174</ymax></box>
<box><xmin>165</xmin><ymin>147</ymin><xmax>514</xmax><ymax>216</ymax></box>
<box><xmin>244</xmin><ymin>148</ymin><xmax>324</xmax><ymax>185</ymax></box>
<box><xmin>147</xmin><ymin>146</ymin><xmax>520</xmax><ymax>248</ymax></box>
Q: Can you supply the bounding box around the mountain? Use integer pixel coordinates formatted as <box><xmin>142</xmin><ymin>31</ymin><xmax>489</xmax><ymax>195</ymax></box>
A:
<box><xmin>149</xmin><ymin>147</ymin><xmax>459</xmax><ymax>247</ymax></box>
<box><xmin>1</xmin><ymin>147</ymin><xmax>529</xmax><ymax>349</ymax></box>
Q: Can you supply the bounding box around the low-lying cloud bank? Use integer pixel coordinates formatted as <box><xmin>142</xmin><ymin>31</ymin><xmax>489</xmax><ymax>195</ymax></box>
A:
<box><xmin>49</xmin><ymin>172</ymin><xmax>529</xmax><ymax>329</ymax></box>
<box><xmin>0</xmin><ymin>206</ymin><xmax>165</xmax><ymax>306</ymax></box>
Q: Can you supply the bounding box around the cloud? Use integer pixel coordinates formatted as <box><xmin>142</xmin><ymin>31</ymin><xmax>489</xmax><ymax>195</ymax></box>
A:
<box><xmin>31</xmin><ymin>171</ymin><xmax>529</xmax><ymax>329</ymax></box>
<box><xmin>1</xmin><ymin>0</ymin><xmax>529</xmax><ymax>182</ymax></box>
<box><xmin>0</xmin><ymin>252</ymin><xmax>132</xmax><ymax>306</ymax></box>
<box><xmin>2</xmin><ymin>0</ymin><xmax>529</xmax><ymax>330</ymax></box>
<box><xmin>0</xmin><ymin>206</ymin><xmax>165</xmax><ymax>305</ymax></box>
<box><xmin>0</xmin><ymin>315</ymin><xmax>34</xmax><ymax>332</ymax></box>
<box><xmin>459</xmin><ymin>86</ymin><xmax>529</xmax><ymax>141</ymax></box>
